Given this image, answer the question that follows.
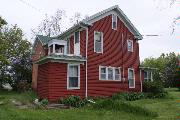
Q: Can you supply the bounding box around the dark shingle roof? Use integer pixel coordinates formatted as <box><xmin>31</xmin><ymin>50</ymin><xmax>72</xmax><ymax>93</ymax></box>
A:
<box><xmin>36</xmin><ymin>35</ymin><xmax>54</xmax><ymax>45</ymax></box>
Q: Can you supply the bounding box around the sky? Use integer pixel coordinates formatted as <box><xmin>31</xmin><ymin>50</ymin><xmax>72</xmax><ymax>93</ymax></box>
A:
<box><xmin>0</xmin><ymin>0</ymin><xmax>179</xmax><ymax>60</ymax></box>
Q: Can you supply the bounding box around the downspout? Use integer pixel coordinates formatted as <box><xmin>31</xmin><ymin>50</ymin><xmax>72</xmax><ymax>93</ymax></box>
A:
<box><xmin>122</xmin><ymin>34</ymin><xmax>125</xmax><ymax>82</ymax></box>
<box><xmin>140</xmin><ymin>69</ymin><xmax>142</xmax><ymax>92</ymax></box>
<box><xmin>85</xmin><ymin>27</ymin><xmax>88</xmax><ymax>98</ymax></box>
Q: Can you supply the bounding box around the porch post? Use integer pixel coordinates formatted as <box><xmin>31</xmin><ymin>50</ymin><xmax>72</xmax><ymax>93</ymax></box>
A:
<box><xmin>53</xmin><ymin>44</ymin><xmax>55</xmax><ymax>53</ymax></box>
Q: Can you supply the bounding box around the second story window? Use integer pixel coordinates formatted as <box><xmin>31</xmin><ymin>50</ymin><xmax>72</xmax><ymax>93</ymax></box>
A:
<box><xmin>127</xmin><ymin>40</ymin><xmax>133</xmax><ymax>52</ymax></box>
<box><xmin>75</xmin><ymin>31</ymin><xmax>80</xmax><ymax>44</ymax></box>
<box><xmin>112</xmin><ymin>14</ymin><xmax>117</xmax><ymax>30</ymax></box>
<box><xmin>94</xmin><ymin>31</ymin><xmax>103</xmax><ymax>53</ymax></box>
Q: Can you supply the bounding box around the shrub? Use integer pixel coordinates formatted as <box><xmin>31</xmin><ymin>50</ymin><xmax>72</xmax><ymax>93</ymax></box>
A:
<box><xmin>40</xmin><ymin>99</ymin><xmax>48</xmax><ymax>105</ymax></box>
<box><xmin>143</xmin><ymin>81</ymin><xmax>167</xmax><ymax>98</ymax></box>
<box><xmin>14</xmin><ymin>81</ymin><xmax>31</xmax><ymax>92</ymax></box>
<box><xmin>59</xmin><ymin>95</ymin><xmax>92</xmax><ymax>108</ymax></box>
<box><xmin>59</xmin><ymin>95</ymin><xmax>81</xmax><ymax>107</ymax></box>
<box><xmin>112</xmin><ymin>92</ymin><xmax>145</xmax><ymax>101</ymax></box>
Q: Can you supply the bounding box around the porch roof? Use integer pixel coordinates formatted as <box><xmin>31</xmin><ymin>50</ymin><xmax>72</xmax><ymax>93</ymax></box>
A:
<box><xmin>139</xmin><ymin>66</ymin><xmax>157</xmax><ymax>70</ymax></box>
<box><xmin>34</xmin><ymin>54</ymin><xmax>86</xmax><ymax>64</ymax></box>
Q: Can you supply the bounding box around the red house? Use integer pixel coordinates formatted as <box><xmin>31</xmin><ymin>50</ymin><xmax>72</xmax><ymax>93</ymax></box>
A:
<box><xmin>32</xmin><ymin>5</ymin><xmax>152</xmax><ymax>102</ymax></box>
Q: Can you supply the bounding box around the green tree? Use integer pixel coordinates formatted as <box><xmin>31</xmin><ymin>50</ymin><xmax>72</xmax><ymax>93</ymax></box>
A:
<box><xmin>0</xmin><ymin>20</ymin><xmax>31</xmax><ymax>89</ymax></box>
<box><xmin>141</xmin><ymin>52</ymin><xmax>179</xmax><ymax>87</ymax></box>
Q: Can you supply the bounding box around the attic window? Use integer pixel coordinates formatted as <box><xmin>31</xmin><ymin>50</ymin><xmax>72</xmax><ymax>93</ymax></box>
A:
<box><xmin>112</xmin><ymin>14</ymin><xmax>117</xmax><ymax>30</ymax></box>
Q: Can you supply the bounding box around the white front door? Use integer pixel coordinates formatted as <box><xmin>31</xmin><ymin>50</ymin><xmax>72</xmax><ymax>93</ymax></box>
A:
<box><xmin>74</xmin><ymin>31</ymin><xmax>80</xmax><ymax>55</ymax></box>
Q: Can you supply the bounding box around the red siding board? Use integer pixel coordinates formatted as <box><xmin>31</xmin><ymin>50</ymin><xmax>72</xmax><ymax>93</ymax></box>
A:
<box><xmin>87</xmin><ymin>15</ymin><xmax>141</xmax><ymax>97</ymax></box>
<box><xmin>37</xmin><ymin>62</ymin><xmax>86</xmax><ymax>102</ymax></box>
<box><xmin>70</xmin><ymin>36</ymin><xmax>74</xmax><ymax>54</ymax></box>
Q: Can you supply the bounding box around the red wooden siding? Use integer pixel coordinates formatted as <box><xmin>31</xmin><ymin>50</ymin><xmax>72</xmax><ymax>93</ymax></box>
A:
<box><xmin>69</xmin><ymin>36</ymin><xmax>74</xmax><ymax>54</ymax></box>
<box><xmin>32</xmin><ymin>40</ymin><xmax>46</xmax><ymax>90</ymax></box>
<box><xmin>87</xmin><ymin>15</ymin><xmax>141</xmax><ymax>97</ymax></box>
<box><xmin>37</xmin><ymin>62</ymin><xmax>86</xmax><ymax>102</ymax></box>
<box><xmin>37</xmin><ymin>63</ymin><xmax>49</xmax><ymax>99</ymax></box>
<box><xmin>80</xmin><ymin>30</ymin><xmax>86</xmax><ymax>57</ymax></box>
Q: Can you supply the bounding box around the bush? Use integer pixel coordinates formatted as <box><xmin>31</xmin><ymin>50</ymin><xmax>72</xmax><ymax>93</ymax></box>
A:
<box><xmin>13</xmin><ymin>81</ymin><xmax>31</xmax><ymax>92</ymax></box>
<box><xmin>40</xmin><ymin>99</ymin><xmax>48</xmax><ymax>105</ymax></box>
<box><xmin>112</xmin><ymin>92</ymin><xmax>145</xmax><ymax>101</ymax></box>
<box><xmin>143</xmin><ymin>81</ymin><xmax>167</xmax><ymax>98</ymax></box>
<box><xmin>59</xmin><ymin>95</ymin><xmax>81</xmax><ymax>107</ymax></box>
<box><xmin>93</xmin><ymin>99</ymin><xmax>157</xmax><ymax>117</ymax></box>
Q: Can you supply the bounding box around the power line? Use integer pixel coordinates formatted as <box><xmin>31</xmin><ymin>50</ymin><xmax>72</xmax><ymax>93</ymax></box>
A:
<box><xmin>18</xmin><ymin>0</ymin><xmax>42</xmax><ymax>13</ymax></box>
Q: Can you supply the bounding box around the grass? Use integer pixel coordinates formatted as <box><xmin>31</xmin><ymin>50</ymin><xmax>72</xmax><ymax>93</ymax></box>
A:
<box><xmin>0</xmin><ymin>88</ymin><xmax>180</xmax><ymax>120</ymax></box>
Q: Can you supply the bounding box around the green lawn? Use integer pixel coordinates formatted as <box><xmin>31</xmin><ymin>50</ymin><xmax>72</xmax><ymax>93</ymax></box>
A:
<box><xmin>0</xmin><ymin>88</ymin><xmax>180</xmax><ymax>120</ymax></box>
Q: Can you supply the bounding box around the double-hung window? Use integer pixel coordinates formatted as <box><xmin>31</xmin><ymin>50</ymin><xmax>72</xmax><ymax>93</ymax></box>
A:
<box><xmin>108</xmin><ymin>67</ymin><xmax>114</xmax><ymax>80</ymax></box>
<box><xmin>128</xmin><ymin>68</ymin><xmax>135</xmax><ymax>88</ymax></box>
<box><xmin>94</xmin><ymin>31</ymin><xmax>103</xmax><ymax>53</ymax></box>
<box><xmin>127</xmin><ymin>40</ymin><xmax>133</xmax><ymax>52</ymax></box>
<box><xmin>115</xmin><ymin>68</ymin><xmax>120</xmax><ymax>80</ymax></box>
<box><xmin>75</xmin><ymin>31</ymin><xmax>80</xmax><ymax>44</ymax></box>
<box><xmin>144</xmin><ymin>71</ymin><xmax>153</xmax><ymax>82</ymax></box>
<box><xmin>68</xmin><ymin>64</ymin><xmax>80</xmax><ymax>89</ymax></box>
<box><xmin>100</xmin><ymin>66</ymin><xmax>106</xmax><ymax>80</ymax></box>
<box><xmin>99</xmin><ymin>66</ymin><xmax>121</xmax><ymax>81</ymax></box>
<box><xmin>112</xmin><ymin>14</ymin><xmax>117</xmax><ymax>30</ymax></box>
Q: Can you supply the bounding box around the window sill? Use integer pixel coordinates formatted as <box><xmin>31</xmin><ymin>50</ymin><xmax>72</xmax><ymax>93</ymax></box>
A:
<box><xmin>129</xmin><ymin>86</ymin><xmax>135</xmax><ymax>89</ymax></box>
<box><xmin>67</xmin><ymin>87</ymin><xmax>80</xmax><ymax>90</ymax></box>
<box><xmin>99</xmin><ymin>79</ymin><xmax>121</xmax><ymax>81</ymax></box>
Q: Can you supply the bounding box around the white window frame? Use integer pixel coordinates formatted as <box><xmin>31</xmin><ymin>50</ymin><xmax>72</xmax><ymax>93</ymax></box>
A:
<box><xmin>114</xmin><ymin>68</ymin><xmax>121</xmax><ymax>81</ymax></box>
<box><xmin>67</xmin><ymin>64</ymin><xmax>80</xmax><ymax>90</ymax></box>
<box><xmin>94</xmin><ymin>31</ymin><xmax>103</xmax><ymax>53</ymax></box>
<box><xmin>144</xmin><ymin>71</ymin><xmax>153</xmax><ymax>82</ymax></box>
<box><xmin>99</xmin><ymin>66</ymin><xmax>121</xmax><ymax>81</ymax></box>
<box><xmin>112</xmin><ymin>14</ymin><xmax>117</xmax><ymax>30</ymax></box>
<box><xmin>128</xmin><ymin>68</ymin><xmax>135</xmax><ymax>88</ymax></box>
<box><xmin>127</xmin><ymin>40</ymin><xmax>133</xmax><ymax>52</ymax></box>
<box><xmin>108</xmin><ymin>67</ymin><xmax>114</xmax><ymax>80</ymax></box>
<box><xmin>74</xmin><ymin>31</ymin><xmax>80</xmax><ymax>44</ymax></box>
<box><xmin>99</xmin><ymin>66</ymin><xmax>107</xmax><ymax>80</ymax></box>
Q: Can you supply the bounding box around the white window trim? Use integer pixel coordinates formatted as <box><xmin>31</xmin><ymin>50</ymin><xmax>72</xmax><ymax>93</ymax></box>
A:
<box><xmin>94</xmin><ymin>31</ymin><xmax>103</xmax><ymax>53</ymax></box>
<box><xmin>128</xmin><ymin>68</ymin><xmax>135</xmax><ymax>88</ymax></box>
<box><xmin>144</xmin><ymin>71</ymin><xmax>153</xmax><ymax>82</ymax></box>
<box><xmin>112</xmin><ymin>14</ymin><xmax>117</xmax><ymax>30</ymax></box>
<box><xmin>67</xmin><ymin>64</ymin><xmax>80</xmax><ymax>90</ymax></box>
<box><xmin>114</xmin><ymin>67</ymin><xmax>121</xmax><ymax>81</ymax></box>
<box><xmin>99</xmin><ymin>66</ymin><xmax>121</xmax><ymax>81</ymax></box>
<box><xmin>74</xmin><ymin>31</ymin><xmax>80</xmax><ymax>44</ymax></box>
<box><xmin>127</xmin><ymin>40</ymin><xmax>133</xmax><ymax>52</ymax></box>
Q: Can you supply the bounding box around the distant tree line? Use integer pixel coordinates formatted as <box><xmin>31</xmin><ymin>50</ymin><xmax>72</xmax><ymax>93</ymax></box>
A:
<box><xmin>141</xmin><ymin>52</ymin><xmax>179</xmax><ymax>87</ymax></box>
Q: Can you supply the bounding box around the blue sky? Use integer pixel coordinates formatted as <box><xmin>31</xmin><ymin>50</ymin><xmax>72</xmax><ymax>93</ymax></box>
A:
<box><xmin>0</xmin><ymin>0</ymin><xmax>179</xmax><ymax>60</ymax></box>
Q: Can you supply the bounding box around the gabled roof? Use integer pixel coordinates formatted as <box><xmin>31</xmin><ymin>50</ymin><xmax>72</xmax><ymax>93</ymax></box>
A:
<box><xmin>36</xmin><ymin>35</ymin><xmax>54</xmax><ymax>45</ymax></box>
<box><xmin>58</xmin><ymin>5</ymin><xmax>143</xmax><ymax>40</ymax></box>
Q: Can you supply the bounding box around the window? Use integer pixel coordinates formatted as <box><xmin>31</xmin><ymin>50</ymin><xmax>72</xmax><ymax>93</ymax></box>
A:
<box><xmin>115</xmin><ymin>68</ymin><xmax>121</xmax><ymax>80</ymax></box>
<box><xmin>128</xmin><ymin>68</ymin><xmax>135</xmax><ymax>88</ymax></box>
<box><xmin>75</xmin><ymin>31</ymin><xmax>80</xmax><ymax>44</ymax></box>
<box><xmin>94</xmin><ymin>31</ymin><xmax>103</xmax><ymax>53</ymax></box>
<box><xmin>67</xmin><ymin>39</ymin><xmax>70</xmax><ymax>54</ymax></box>
<box><xmin>112</xmin><ymin>14</ymin><xmax>117</xmax><ymax>30</ymax></box>
<box><xmin>99</xmin><ymin>66</ymin><xmax>121</xmax><ymax>81</ymax></box>
<box><xmin>100</xmin><ymin>66</ymin><xmax>106</xmax><ymax>80</ymax></box>
<box><xmin>68</xmin><ymin>64</ymin><xmax>80</xmax><ymax>89</ymax></box>
<box><xmin>127</xmin><ymin>40</ymin><xmax>133</xmax><ymax>52</ymax></box>
<box><xmin>144</xmin><ymin>71</ymin><xmax>152</xmax><ymax>82</ymax></box>
<box><xmin>108</xmin><ymin>68</ymin><xmax>113</xmax><ymax>80</ymax></box>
